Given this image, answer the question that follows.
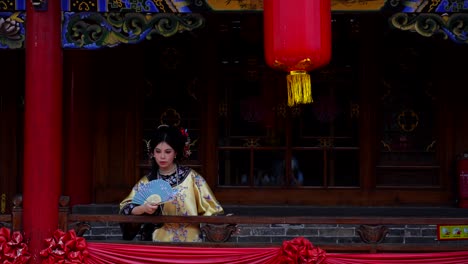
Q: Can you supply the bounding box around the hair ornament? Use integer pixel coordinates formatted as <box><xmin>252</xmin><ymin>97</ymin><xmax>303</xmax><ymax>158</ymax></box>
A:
<box><xmin>179</xmin><ymin>127</ymin><xmax>198</xmax><ymax>159</ymax></box>
<box><xmin>180</xmin><ymin>127</ymin><xmax>192</xmax><ymax>158</ymax></box>
<box><xmin>147</xmin><ymin>117</ymin><xmax>196</xmax><ymax>160</ymax></box>
<box><xmin>143</xmin><ymin>139</ymin><xmax>152</xmax><ymax>160</ymax></box>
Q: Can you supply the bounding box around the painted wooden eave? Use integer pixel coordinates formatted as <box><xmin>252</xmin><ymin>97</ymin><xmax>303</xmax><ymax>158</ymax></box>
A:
<box><xmin>2</xmin><ymin>0</ymin><xmax>466</xmax><ymax>13</ymax></box>
<box><xmin>1</xmin><ymin>1</ymin><xmax>468</xmax><ymax>49</ymax></box>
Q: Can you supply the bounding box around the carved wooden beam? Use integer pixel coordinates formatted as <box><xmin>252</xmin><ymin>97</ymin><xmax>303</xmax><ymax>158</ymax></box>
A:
<box><xmin>0</xmin><ymin>12</ymin><xmax>25</xmax><ymax>49</ymax></box>
<box><xmin>3</xmin><ymin>2</ymin><xmax>468</xmax><ymax>50</ymax></box>
<box><xmin>62</xmin><ymin>12</ymin><xmax>204</xmax><ymax>49</ymax></box>
<box><xmin>390</xmin><ymin>13</ymin><xmax>468</xmax><ymax>44</ymax></box>
<box><xmin>7</xmin><ymin>0</ymin><xmax>468</xmax><ymax>13</ymax></box>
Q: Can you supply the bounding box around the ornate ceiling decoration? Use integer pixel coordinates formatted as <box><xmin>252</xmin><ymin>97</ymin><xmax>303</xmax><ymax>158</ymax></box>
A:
<box><xmin>0</xmin><ymin>12</ymin><xmax>24</xmax><ymax>49</ymax></box>
<box><xmin>2</xmin><ymin>1</ymin><xmax>468</xmax><ymax>49</ymax></box>
<box><xmin>390</xmin><ymin>13</ymin><xmax>468</xmax><ymax>44</ymax></box>
<box><xmin>62</xmin><ymin>12</ymin><xmax>204</xmax><ymax>49</ymax></box>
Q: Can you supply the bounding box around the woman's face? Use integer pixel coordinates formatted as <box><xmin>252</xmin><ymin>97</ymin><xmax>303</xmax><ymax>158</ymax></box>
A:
<box><xmin>153</xmin><ymin>142</ymin><xmax>177</xmax><ymax>170</ymax></box>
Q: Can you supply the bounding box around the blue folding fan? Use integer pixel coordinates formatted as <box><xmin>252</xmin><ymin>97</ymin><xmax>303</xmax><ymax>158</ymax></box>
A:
<box><xmin>132</xmin><ymin>179</ymin><xmax>177</xmax><ymax>205</ymax></box>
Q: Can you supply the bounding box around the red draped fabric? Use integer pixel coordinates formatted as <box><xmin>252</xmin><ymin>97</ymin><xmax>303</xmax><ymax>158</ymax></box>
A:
<box><xmin>86</xmin><ymin>242</ymin><xmax>278</xmax><ymax>264</ymax></box>
<box><xmin>84</xmin><ymin>241</ymin><xmax>468</xmax><ymax>264</ymax></box>
<box><xmin>324</xmin><ymin>251</ymin><xmax>468</xmax><ymax>264</ymax></box>
<box><xmin>34</xmin><ymin>230</ymin><xmax>468</xmax><ymax>264</ymax></box>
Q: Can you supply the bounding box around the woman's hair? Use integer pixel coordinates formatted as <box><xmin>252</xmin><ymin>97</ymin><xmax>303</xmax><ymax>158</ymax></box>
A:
<box><xmin>149</xmin><ymin>125</ymin><xmax>186</xmax><ymax>160</ymax></box>
<box><xmin>149</xmin><ymin>125</ymin><xmax>187</xmax><ymax>172</ymax></box>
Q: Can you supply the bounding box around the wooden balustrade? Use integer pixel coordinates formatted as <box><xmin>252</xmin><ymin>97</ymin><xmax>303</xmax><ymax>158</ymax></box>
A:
<box><xmin>57</xmin><ymin>196</ymin><xmax>468</xmax><ymax>253</ymax></box>
<box><xmin>0</xmin><ymin>194</ymin><xmax>22</xmax><ymax>231</ymax></box>
<box><xmin>0</xmin><ymin>214</ymin><xmax>10</xmax><ymax>228</ymax></box>
<box><xmin>3</xmin><ymin>195</ymin><xmax>468</xmax><ymax>253</ymax></box>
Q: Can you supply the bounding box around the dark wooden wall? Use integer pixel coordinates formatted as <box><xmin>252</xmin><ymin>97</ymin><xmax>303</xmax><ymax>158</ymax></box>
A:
<box><xmin>2</xmin><ymin>13</ymin><xmax>468</xmax><ymax>207</ymax></box>
<box><xmin>64</xmin><ymin>47</ymin><xmax>146</xmax><ymax>203</ymax></box>
<box><xmin>0</xmin><ymin>50</ymin><xmax>24</xmax><ymax>213</ymax></box>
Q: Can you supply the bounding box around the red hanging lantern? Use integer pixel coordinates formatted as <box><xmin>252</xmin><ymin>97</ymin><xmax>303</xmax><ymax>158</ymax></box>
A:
<box><xmin>264</xmin><ymin>0</ymin><xmax>332</xmax><ymax>106</ymax></box>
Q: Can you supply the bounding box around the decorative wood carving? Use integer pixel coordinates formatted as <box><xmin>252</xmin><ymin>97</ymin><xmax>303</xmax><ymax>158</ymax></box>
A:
<box><xmin>356</xmin><ymin>224</ymin><xmax>389</xmax><ymax>244</ymax></box>
<box><xmin>12</xmin><ymin>194</ymin><xmax>22</xmax><ymax>208</ymax></box>
<box><xmin>59</xmin><ymin>196</ymin><xmax>70</xmax><ymax>208</ymax></box>
<box><xmin>201</xmin><ymin>223</ymin><xmax>239</xmax><ymax>242</ymax></box>
<box><xmin>70</xmin><ymin>222</ymin><xmax>92</xmax><ymax>237</ymax></box>
<box><xmin>390</xmin><ymin>13</ymin><xmax>468</xmax><ymax>44</ymax></box>
<box><xmin>62</xmin><ymin>12</ymin><xmax>204</xmax><ymax>49</ymax></box>
<box><xmin>2</xmin><ymin>2</ymin><xmax>468</xmax><ymax>50</ymax></box>
<box><xmin>11</xmin><ymin>194</ymin><xmax>22</xmax><ymax>231</ymax></box>
<box><xmin>0</xmin><ymin>12</ymin><xmax>25</xmax><ymax>49</ymax></box>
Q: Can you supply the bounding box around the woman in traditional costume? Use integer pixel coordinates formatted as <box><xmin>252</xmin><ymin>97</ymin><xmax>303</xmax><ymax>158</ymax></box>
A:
<box><xmin>120</xmin><ymin>125</ymin><xmax>224</xmax><ymax>242</ymax></box>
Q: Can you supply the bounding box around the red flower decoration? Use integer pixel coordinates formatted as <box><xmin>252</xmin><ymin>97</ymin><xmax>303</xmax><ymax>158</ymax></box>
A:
<box><xmin>179</xmin><ymin>127</ymin><xmax>192</xmax><ymax>158</ymax></box>
<box><xmin>0</xmin><ymin>227</ymin><xmax>31</xmax><ymax>264</ymax></box>
<box><xmin>40</xmin><ymin>229</ymin><xmax>88</xmax><ymax>264</ymax></box>
<box><xmin>278</xmin><ymin>237</ymin><xmax>326</xmax><ymax>264</ymax></box>
<box><xmin>180</xmin><ymin>128</ymin><xmax>189</xmax><ymax>138</ymax></box>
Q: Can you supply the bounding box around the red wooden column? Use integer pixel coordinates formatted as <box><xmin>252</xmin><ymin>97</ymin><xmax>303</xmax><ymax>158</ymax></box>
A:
<box><xmin>24</xmin><ymin>1</ymin><xmax>62</xmax><ymax>262</ymax></box>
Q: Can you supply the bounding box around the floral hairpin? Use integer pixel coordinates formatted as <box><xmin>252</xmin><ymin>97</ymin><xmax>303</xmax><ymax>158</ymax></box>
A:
<box><xmin>143</xmin><ymin>139</ymin><xmax>152</xmax><ymax>162</ymax></box>
<box><xmin>180</xmin><ymin>128</ymin><xmax>192</xmax><ymax>158</ymax></box>
<box><xmin>180</xmin><ymin>128</ymin><xmax>198</xmax><ymax>159</ymax></box>
<box><xmin>143</xmin><ymin>126</ymin><xmax>196</xmax><ymax>160</ymax></box>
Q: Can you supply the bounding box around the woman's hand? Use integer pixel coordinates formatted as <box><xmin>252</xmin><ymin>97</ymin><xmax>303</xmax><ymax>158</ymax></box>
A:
<box><xmin>132</xmin><ymin>203</ymin><xmax>159</xmax><ymax>215</ymax></box>
<box><xmin>142</xmin><ymin>203</ymin><xmax>159</xmax><ymax>214</ymax></box>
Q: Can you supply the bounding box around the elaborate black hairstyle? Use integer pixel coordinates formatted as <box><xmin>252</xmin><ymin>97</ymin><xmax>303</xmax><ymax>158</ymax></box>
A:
<box><xmin>149</xmin><ymin>125</ymin><xmax>187</xmax><ymax>161</ymax></box>
<box><xmin>148</xmin><ymin>125</ymin><xmax>187</xmax><ymax>176</ymax></box>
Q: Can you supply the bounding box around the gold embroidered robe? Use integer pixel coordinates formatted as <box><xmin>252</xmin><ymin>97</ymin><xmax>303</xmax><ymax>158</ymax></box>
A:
<box><xmin>120</xmin><ymin>166</ymin><xmax>224</xmax><ymax>242</ymax></box>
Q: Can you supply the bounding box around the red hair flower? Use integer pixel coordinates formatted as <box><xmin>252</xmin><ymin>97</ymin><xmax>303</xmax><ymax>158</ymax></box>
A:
<box><xmin>180</xmin><ymin>127</ymin><xmax>194</xmax><ymax>158</ymax></box>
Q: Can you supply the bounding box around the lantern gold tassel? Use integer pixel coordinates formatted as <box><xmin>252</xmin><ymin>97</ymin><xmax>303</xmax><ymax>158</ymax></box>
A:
<box><xmin>286</xmin><ymin>70</ymin><xmax>312</xmax><ymax>107</ymax></box>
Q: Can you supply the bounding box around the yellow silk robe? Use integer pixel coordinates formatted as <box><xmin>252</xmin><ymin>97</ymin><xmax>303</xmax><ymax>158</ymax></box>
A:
<box><xmin>120</xmin><ymin>166</ymin><xmax>224</xmax><ymax>242</ymax></box>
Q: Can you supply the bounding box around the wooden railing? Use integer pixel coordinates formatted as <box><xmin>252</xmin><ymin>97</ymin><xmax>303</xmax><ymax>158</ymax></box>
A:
<box><xmin>57</xmin><ymin>196</ymin><xmax>468</xmax><ymax>253</ymax></box>
<box><xmin>62</xmin><ymin>214</ymin><xmax>468</xmax><ymax>252</ymax></box>
<box><xmin>3</xmin><ymin>195</ymin><xmax>468</xmax><ymax>253</ymax></box>
<box><xmin>0</xmin><ymin>194</ymin><xmax>22</xmax><ymax>231</ymax></box>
